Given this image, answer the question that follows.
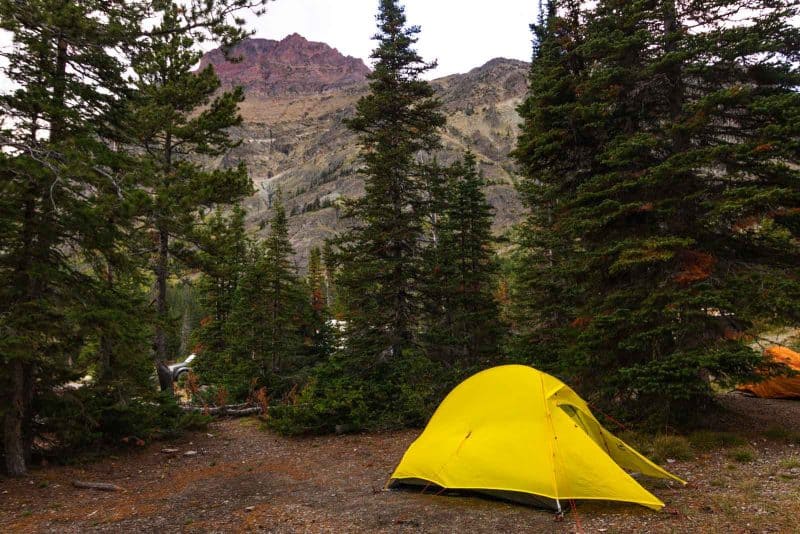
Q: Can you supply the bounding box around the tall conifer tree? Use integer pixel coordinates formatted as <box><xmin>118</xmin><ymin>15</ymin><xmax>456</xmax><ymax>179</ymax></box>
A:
<box><xmin>223</xmin><ymin>197</ymin><xmax>308</xmax><ymax>398</ymax></box>
<box><xmin>337</xmin><ymin>0</ymin><xmax>445</xmax><ymax>360</ymax></box>
<box><xmin>514</xmin><ymin>0</ymin><xmax>800</xmax><ymax>421</ymax></box>
<box><xmin>0</xmin><ymin>0</ymin><xmax>267</xmax><ymax>474</ymax></box>
<box><xmin>127</xmin><ymin>3</ymin><xmax>253</xmax><ymax>390</ymax></box>
<box><xmin>192</xmin><ymin>206</ymin><xmax>250</xmax><ymax>362</ymax></box>
<box><xmin>422</xmin><ymin>153</ymin><xmax>502</xmax><ymax>366</ymax></box>
<box><xmin>510</xmin><ymin>0</ymin><xmax>592</xmax><ymax>369</ymax></box>
<box><xmin>0</xmin><ymin>0</ymin><xmax>146</xmax><ymax>476</ymax></box>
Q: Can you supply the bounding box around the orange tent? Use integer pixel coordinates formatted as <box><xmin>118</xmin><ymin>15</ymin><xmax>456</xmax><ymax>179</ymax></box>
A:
<box><xmin>738</xmin><ymin>346</ymin><xmax>800</xmax><ymax>399</ymax></box>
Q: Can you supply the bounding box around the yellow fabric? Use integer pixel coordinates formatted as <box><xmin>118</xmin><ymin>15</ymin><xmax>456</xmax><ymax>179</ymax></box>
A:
<box><xmin>738</xmin><ymin>346</ymin><xmax>800</xmax><ymax>399</ymax></box>
<box><xmin>390</xmin><ymin>365</ymin><xmax>685</xmax><ymax>510</ymax></box>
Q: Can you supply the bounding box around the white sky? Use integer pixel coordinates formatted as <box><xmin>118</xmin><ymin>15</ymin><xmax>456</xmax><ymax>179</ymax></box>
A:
<box><xmin>0</xmin><ymin>1</ymin><xmax>538</xmax><ymax>92</ymax></box>
<box><xmin>251</xmin><ymin>0</ymin><xmax>538</xmax><ymax>77</ymax></box>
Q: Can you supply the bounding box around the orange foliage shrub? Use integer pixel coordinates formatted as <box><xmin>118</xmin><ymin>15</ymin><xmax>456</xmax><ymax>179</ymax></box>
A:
<box><xmin>571</xmin><ymin>316</ymin><xmax>592</xmax><ymax>329</ymax></box>
<box><xmin>673</xmin><ymin>250</ymin><xmax>716</xmax><ymax>285</ymax></box>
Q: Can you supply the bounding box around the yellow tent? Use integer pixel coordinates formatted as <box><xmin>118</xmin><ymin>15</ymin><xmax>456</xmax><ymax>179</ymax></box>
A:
<box><xmin>388</xmin><ymin>365</ymin><xmax>685</xmax><ymax>511</ymax></box>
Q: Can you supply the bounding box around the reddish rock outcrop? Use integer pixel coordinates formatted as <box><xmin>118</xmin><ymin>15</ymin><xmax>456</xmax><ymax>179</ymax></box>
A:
<box><xmin>198</xmin><ymin>34</ymin><xmax>370</xmax><ymax>95</ymax></box>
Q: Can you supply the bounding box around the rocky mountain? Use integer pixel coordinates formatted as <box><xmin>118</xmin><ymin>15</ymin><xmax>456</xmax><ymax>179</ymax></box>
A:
<box><xmin>199</xmin><ymin>34</ymin><xmax>370</xmax><ymax>95</ymax></box>
<box><xmin>200</xmin><ymin>36</ymin><xmax>528</xmax><ymax>267</ymax></box>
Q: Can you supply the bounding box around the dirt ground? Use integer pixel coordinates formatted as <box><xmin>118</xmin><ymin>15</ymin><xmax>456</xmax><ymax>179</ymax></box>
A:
<box><xmin>2</xmin><ymin>393</ymin><xmax>800</xmax><ymax>533</ymax></box>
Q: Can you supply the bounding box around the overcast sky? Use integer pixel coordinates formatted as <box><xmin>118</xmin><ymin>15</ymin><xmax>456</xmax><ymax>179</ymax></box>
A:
<box><xmin>251</xmin><ymin>0</ymin><xmax>538</xmax><ymax>77</ymax></box>
<box><xmin>0</xmin><ymin>1</ymin><xmax>538</xmax><ymax>92</ymax></box>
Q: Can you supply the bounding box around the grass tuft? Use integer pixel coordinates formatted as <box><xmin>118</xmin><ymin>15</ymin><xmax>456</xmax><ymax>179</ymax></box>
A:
<box><xmin>727</xmin><ymin>446</ymin><xmax>756</xmax><ymax>463</ymax></box>
<box><xmin>779</xmin><ymin>457</ymin><xmax>800</xmax><ymax>470</ymax></box>
<box><xmin>763</xmin><ymin>426</ymin><xmax>800</xmax><ymax>444</ymax></box>
<box><xmin>689</xmin><ymin>430</ymin><xmax>746</xmax><ymax>452</ymax></box>
<box><xmin>651</xmin><ymin>434</ymin><xmax>693</xmax><ymax>463</ymax></box>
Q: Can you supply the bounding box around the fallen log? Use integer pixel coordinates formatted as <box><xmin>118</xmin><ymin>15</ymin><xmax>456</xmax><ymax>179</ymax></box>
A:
<box><xmin>180</xmin><ymin>404</ymin><xmax>263</xmax><ymax>416</ymax></box>
<box><xmin>72</xmin><ymin>480</ymin><xmax>123</xmax><ymax>492</ymax></box>
<box><xmin>225</xmin><ymin>407</ymin><xmax>262</xmax><ymax>416</ymax></box>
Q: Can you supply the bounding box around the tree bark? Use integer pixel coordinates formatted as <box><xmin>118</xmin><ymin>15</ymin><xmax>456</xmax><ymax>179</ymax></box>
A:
<box><xmin>4</xmin><ymin>360</ymin><xmax>28</xmax><ymax>476</ymax></box>
<box><xmin>154</xmin><ymin>226</ymin><xmax>172</xmax><ymax>394</ymax></box>
<box><xmin>50</xmin><ymin>33</ymin><xmax>68</xmax><ymax>143</ymax></box>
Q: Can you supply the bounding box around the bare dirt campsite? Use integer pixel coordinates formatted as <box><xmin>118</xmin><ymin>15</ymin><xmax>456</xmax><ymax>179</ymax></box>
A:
<box><xmin>1</xmin><ymin>393</ymin><xmax>799</xmax><ymax>534</ymax></box>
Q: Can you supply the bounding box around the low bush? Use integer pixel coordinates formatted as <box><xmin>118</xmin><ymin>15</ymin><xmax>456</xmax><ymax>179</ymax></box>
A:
<box><xmin>269</xmin><ymin>350</ymin><xmax>449</xmax><ymax>435</ymax></box>
<box><xmin>33</xmin><ymin>386</ymin><xmax>203</xmax><ymax>461</ymax></box>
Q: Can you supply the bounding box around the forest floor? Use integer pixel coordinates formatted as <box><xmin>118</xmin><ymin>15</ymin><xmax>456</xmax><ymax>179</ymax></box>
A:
<box><xmin>2</xmin><ymin>392</ymin><xmax>800</xmax><ymax>533</ymax></box>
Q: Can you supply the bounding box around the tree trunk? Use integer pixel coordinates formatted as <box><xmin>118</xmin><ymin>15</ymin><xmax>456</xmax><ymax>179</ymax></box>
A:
<box><xmin>663</xmin><ymin>1</ymin><xmax>687</xmax><ymax>151</ymax></box>
<box><xmin>50</xmin><ymin>33</ymin><xmax>68</xmax><ymax>143</ymax></box>
<box><xmin>4</xmin><ymin>360</ymin><xmax>29</xmax><ymax>476</ymax></box>
<box><xmin>154</xmin><ymin>226</ymin><xmax>172</xmax><ymax>394</ymax></box>
<box><xmin>22</xmin><ymin>364</ymin><xmax>34</xmax><ymax>465</ymax></box>
<box><xmin>98</xmin><ymin>264</ymin><xmax>115</xmax><ymax>384</ymax></box>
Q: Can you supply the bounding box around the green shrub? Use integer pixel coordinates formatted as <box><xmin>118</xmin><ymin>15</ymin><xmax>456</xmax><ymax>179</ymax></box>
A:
<box><xmin>727</xmin><ymin>446</ymin><xmax>756</xmax><ymax>463</ymax></box>
<box><xmin>34</xmin><ymin>387</ymin><xmax>191</xmax><ymax>460</ymax></box>
<box><xmin>269</xmin><ymin>350</ymin><xmax>448</xmax><ymax>435</ymax></box>
<box><xmin>651</xmin><ymin>435</ymin><xmax>693</xmax><ymax>463</ymax></box>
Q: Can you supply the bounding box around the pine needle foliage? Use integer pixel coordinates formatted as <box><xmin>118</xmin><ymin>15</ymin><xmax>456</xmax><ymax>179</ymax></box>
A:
<box><xmin>513</xmin><ymin>0</ymin><xmax>800</xmax><ymax>424</ymax></box>
<box><xmin>336</xmin><ymin>0</ymin><xmax>446</xmax><ymax>361</ymax></box>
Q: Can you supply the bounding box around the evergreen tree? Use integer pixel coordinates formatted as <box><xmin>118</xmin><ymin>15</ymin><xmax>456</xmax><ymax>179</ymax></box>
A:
<box><xmin>510</xmin><ymin>0</ymin><xmax>591</xmax><ymax>369</ymax></box>
<box><xmin>0</xmin><ymin>0</ymin><xmax>146</xmax><ymax>476</ymax></box>
<box><xmin>305</xmin><ymin>246</ymin><xmax>335</xmax><ymax>367</ymax></box>
<box><xmin>336</xmin><ymin>0</ymin><xmax>445</xmax><ymax>360</ymax></box>
<box><xmin>307</xmin><ymin>247</ymin><xmax>326</xmax><ymax>311</ymax></box>
<box><xmin>444</xmin><ymin>153</ymin><xmax>503</xmax><ymax>364</ymax></box>
<box><xmin>269</xmin><ymin>0</ymin><xmax>447</xmax><ymax>434</ymax></box>
<box><xmin>514</xmin><ymin>0</ymin><xmax>800</xmax><ymax>422</ymax></box>
<box><xmin>127</xmin><ymin>2</ymin><xmax>254</xmax><ymax>390</ymax></box>
<box><xmin>321</xmin><ymin>241</ymin><xmax>341</xmax><ymax>317</ymax></box>
<box><xmin>422</xmin><ymin>153</ymin><xmax>503</xmax><ymax>367</ymax></box>
<box><xmin>0</xmin><ymin>0</ymin><xmax>267</xmax><ymax>475</ymax></box>
<box><xmin>223</xmin><ymin>197</ymin><xmax>308</xmax><ymax>398</ymax></box>
<box><xmin>191</xmin><ymin>206</ymin><xmax>251</xmax><ymax>374</ymax></box>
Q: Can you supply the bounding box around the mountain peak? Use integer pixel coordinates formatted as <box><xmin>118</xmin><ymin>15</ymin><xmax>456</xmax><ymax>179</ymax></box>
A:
<box><xmin>281</xmin><ymin>32</ymin><xmax>307</xmax><ymax>43</ymax></box>
<box><xmin>199</xmin><ymin>35</ymin><xmax>371</xmax><ymax>95</ymax></box>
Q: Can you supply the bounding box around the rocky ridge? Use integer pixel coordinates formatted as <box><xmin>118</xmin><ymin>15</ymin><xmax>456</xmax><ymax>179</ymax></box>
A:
<box><xmin>200</xmin><ymin>36</ymin><xmax>529</xmax><ymax>267</ymax></box>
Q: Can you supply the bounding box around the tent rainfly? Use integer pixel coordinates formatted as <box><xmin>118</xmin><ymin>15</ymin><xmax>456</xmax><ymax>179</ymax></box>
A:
<box><xmin>738</xmin><ymin>346</ymin><xmax>800</xmax><ymax>399</ymax></box>
<box><xmin>388</xmin><ymin>365</ymin><xmax>685</xmax><ymax>511</ymax></box>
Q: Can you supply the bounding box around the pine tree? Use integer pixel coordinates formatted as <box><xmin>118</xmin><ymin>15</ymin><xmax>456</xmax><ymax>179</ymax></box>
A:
<box><xmin>305</xmin><ymin>246</ymin><xmax>335</xmax><ymax>366</ymax></box>
<box><xmin>445</xmin><ymin>153</ymin><xmax>503</xmax><ymax>364</ymax></box>
<box><xmin>127</xmin><ymin>2</ymin><xmax>254</xmax><ymax>390</ymax></box>
<box><xmin>321</xmin><ymin>241</ymin><xmax>341</xmax><ymax>317</ymax></box>
<box><xmin>0</xmin><ymin>0</ymin><xmax>146</xmax><ymax>476</ymax></box>
<box><xmin>510</xmin><ymin>0</ymin><xmax>591</xmax><ymax>370</ymax></box>
<box><xmin>191</xmin><ymin>206</ymin><xmax>250</xmax><ymax>380</ymax></box>
<box><xmin>0</xmin><ymin>0</ymin><xmax>268</xmax><ymax>475</ymax></box>
<box><xmin>336</xmin><ymin>0</ymin><xmax>445</xmax><ymax>360</ymax></box>
<box><xmin>514</xmin><ymin>0</ymin><xmax>800</xmax><ymax>422</ymax></box>
<box><xmin>422</xmin><ymin>153</ymin><xmax>502</xmax><ymax>367</ymax></box>
<box><xmin>223</xmin><ymin>197</ymin><xmax>308</xmax><ymax>398</ymax></box>
<box><xmin>307</xmin><ymin>247</ymin><xmax>326</xmax><ymax>312</ymax></box>
<box><xmin>269</xmin><ymin>0</ymin><xmax>447</xmax><ymax>434</ymax></box>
